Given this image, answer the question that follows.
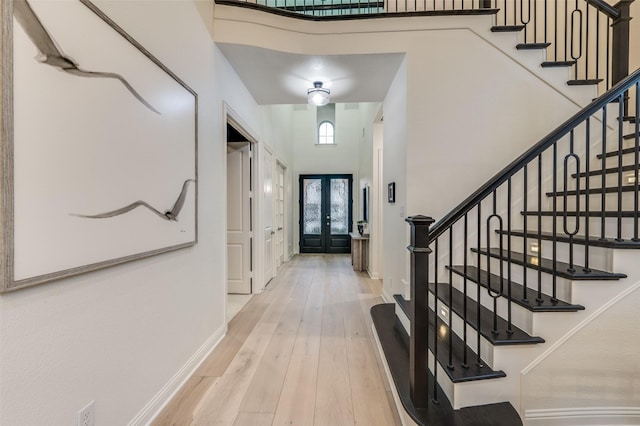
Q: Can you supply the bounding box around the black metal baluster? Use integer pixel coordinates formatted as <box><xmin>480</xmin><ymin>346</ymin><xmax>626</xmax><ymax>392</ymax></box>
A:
<box><xmin>433</xmin><ymin>238</ymin><xmax>439</xmax><ymax>403</ymax></box>
<box><xmin>537</xmin><ymin>154</ymin><xmax>543</xmax><ymax>303</ymax></box>
<box><xmin>617</xmin><ymin>95</ymin><xmax>624</xmax><ymax>241</ymax></box>
<box><xmin>448</xmin><ymin>227</ymin><xmax>454</xmax><ymax>370</ymax></box>
<box><xmin>523</xmin><ymin>164</ymin><xmax>529</xmax><ymax>303</ymax></box>
<box><xmin>486</xmin><ymin>191</ymin><xmax>504</xmax><ymax>335</ymax></box>
<box><xmin>635</xmin><ymin>83</ymin><xmax>640</xmax><ymax>241</ymax></box>
<box><xmin>507</xmin><ymin>178</ymin><xmax>513</xmax><ymax>332</ymax></box>
<box><xmin>584</xmin><ymin>118</ymin><xmax>591</xmax><ymax>272</ymax></box>
<box><xmin>476</xmin><ymin>202</ymin><xmax>483</xmax><ymax>367</ymax></box>
<box><xmin>601</xmin><ymin>106</ymin><xmax>607</xmax><ymax>240</ymax></box>
<box><xmin>570</xmin><ymin>3</ymin><xmax>583</xmax><ymax>81</ymax></box>
<box><xmin>563</xmin><ymin>130</ymin><xmax>580</xmax><ymax>274</ymax></box>
<box><xmin>552</xmin><ymin>141</ymin><xmax>558</xmax><ymax>300</ymax></box>
<box><xmin>606</xmin><ymin>17</ymin><xmax>611</xmax><ymax>90</ymax></box>
<box><xmin>554</xmin><ymin>0</ymin><xmax>559</xmax><ymax>62</ymax></box>
<box><xmin>585</xmin><ymin>2</ymin><xmax>589</xmax><ymax>82</ymax></box>
<box><xmin>463</xmin><ymin>213</ymin><xmax>469</xmax><ymax>367</ymax></box>
<box><xmin>596</xmin><ymin>9</ymin><xmax>600</xmax><ymax>82</ymax></box>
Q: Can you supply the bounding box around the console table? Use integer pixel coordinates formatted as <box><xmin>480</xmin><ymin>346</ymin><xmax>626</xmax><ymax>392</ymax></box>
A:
<box><xmin>349</xmin><ymin>232</ymin><xmax>369</xmax><ymax>272</ymax></box>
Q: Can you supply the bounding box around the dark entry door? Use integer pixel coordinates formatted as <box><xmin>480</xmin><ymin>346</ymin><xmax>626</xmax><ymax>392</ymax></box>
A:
<box><xmin>299</xmin><ymin>174</ymin><xmax>352</xmax><ymax>253</ymax></box>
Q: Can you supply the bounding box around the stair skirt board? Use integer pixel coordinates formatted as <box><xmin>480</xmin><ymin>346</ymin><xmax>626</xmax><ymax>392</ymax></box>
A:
<box><xmin>524</xmin><ymin>407</ymin><xmax>640</xmax><ymax>425</ymax></box>
<box><xmin>370</xmin><ymin>304</ymin><xmax>523</xmax><ymax>426</ymax></box>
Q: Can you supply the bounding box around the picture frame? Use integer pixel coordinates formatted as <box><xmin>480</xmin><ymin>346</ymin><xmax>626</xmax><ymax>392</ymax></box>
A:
<box><xmin>1</xmin><ymin>0</ymin><xmax>198</xmax><ymax>292</ymax></box>
<box><xmin>388</xmin><ymin>182</ymin><xmax>396</xmax><ymax>203</ymax></box>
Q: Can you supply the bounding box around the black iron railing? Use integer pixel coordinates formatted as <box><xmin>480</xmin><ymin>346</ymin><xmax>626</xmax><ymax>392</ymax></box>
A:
<box><xmin>218</xmin><ymin>0</ymin><xmax>634</xmax><ymax>91</ymax></box>
<box><xmin>406</xmin><ymin>67</ymin><xmax>640</xmax><ymax>407</ymax></box>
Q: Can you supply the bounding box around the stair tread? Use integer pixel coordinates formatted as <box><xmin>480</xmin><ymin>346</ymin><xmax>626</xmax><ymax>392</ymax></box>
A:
<box><xmin>573</xmin><ymin>164</ymin><xmax>639</xmax><ymax>178</ymax></box>
<box><xmin>471</xmin><ymin>247</ymin><xmax>626</xmax><ymax>280</ymax></box>
<box><xmin>623</xmin><ymin>131</ymin><xmax>640</xmax><ymax>140</ymax></box>
<box><xmin>567</xmin><ymin>79</ymin><xmax>603</xmax><ymax>85</ymax></box>
<box><xmin>598</xmin><ymin>147</ymin><xmax>638</xmax><ymax>158</ymax></box>
<box><xmin>370</xmin><ymin>304</ymin><xmax>522</xmax><ymax>426</ymax></box>
<box><xmin>393</xmin><ymin>295</ymin><xmax>506</xmax><ymax>382</ymax></box>
<box><xmin>448</xmin><ymin>265</ymin><xmax>584</xmax><ymax>312</ymax></box>
<box><xmin>498</xmin><ymin>229</ymin><xmax>640</xmax><ymax>249</ymax></box>
<box><xmin>541</xmin><ymin>60</ymin><xmax>576</xmax><ymax>67</ymax></box>
<box><xmin>491</xmin><ymin>25</ymin><xmax>525</xmax><ymax>32</ymax></box>
<box><xmin>622</xmin><ymin>116</ymin><xmax>639</xmax><ymax>123</ymax></box>
<box><xmin>516</xmin><ymin>42</ymin><xmax>551</xmax><ymax>49</ymax></box>
<box><xmin>428</xmin><ymin>283</ymin><xmax>544</xmax><ymax>345</ymax></box>
<box><xmin>523</xmin><ymin>210</ymin><xmax>640</xmax><ymax>218</ymax></box>
<box><xmin>546</xmin><ymin>184</ymin><xmax>638</xmax><ymax>196</ymax></box>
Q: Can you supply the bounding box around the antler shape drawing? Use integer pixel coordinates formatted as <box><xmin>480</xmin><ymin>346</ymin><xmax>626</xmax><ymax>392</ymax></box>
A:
<box><xmin>14</xmin><ymin>0</ymin><xmax>161</xmax><ymax>114</ymax></box>
<box><xmin>72</xmin><ymin>179</ymin><xmax>195</xmax><ymax>222</ymax></box>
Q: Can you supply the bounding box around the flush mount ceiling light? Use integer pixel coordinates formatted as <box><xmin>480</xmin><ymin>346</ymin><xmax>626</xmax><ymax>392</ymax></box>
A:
<box><xmin>307</xmin><ymin>81</ymin><xmax>330</xmax><ymax>106</ymax></box>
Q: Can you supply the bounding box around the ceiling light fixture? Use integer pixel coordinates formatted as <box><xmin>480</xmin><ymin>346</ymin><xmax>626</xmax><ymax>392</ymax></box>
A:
<box><xmin>307</xmin><ymin>81</ymin><xmax>330</xmax><ymax>106</ymax></box>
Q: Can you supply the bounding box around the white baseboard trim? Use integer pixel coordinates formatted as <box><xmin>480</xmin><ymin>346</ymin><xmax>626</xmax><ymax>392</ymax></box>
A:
<box><xmin>525</xmin><ymin>407</ymin><xmax>640</xmax><ymax>424</ymax></box>
<box><xmin>128</xmin><ymin>325</ymin><xmax>227</xmax><ymax>426</ymax></box>
<box><xmin>381</xmin><ymin>286</ymin><xmax>394</xmax><ymax>304</ymax></box>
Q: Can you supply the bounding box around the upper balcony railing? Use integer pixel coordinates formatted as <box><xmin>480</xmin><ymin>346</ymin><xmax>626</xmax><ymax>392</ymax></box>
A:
<box><xmin>217</xmin><ymin>0</ymin><xmax>634</xmax><ymax>93</ymax></box>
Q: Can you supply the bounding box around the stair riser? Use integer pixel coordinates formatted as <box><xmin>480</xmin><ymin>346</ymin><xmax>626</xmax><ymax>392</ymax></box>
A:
<box><xmin>454</xmin><ymin>278</ymin><xmax>572</xmax><ymax>336</ymax></box>
<box><xmin>428</xmin><ymin>292</ymin><xmax>499</xmax><ymax>368</ymax></box>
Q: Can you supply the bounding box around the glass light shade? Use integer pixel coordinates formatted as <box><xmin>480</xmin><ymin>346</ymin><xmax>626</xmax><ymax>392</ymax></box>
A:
<box><xmin>307</xmin><ymin>81</ymin><xmax>330</xmax><ymax>106</ymax></box>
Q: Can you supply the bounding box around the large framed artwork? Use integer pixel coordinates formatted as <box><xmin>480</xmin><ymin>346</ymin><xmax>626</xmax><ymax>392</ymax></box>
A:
<box><xmin>0</xmin><ymin>0</ymin><xmax>198</xmax><ymax>291</ymax></box>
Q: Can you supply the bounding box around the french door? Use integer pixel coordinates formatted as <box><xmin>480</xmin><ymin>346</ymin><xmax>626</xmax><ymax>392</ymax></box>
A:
<box><xmin>299</xmin><ymin>174</ymin><xmax>352</xmax><ymax>254</ymax></box>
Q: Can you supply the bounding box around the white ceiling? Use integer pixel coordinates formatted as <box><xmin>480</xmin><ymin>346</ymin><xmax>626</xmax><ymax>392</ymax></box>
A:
<box><xmin>217</xmin><ymin>43</ymin><xmax>405</xmax><ymax>105</ymax></box>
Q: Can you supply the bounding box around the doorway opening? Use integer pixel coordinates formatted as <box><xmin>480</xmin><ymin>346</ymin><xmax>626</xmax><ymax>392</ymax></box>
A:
<box><xmin>226</xmin><ymin>121</ymin><xmax>254</xmax><ymax>304</ymax></box>
<box><xmin>299</xmin><ymin>174</ymin><xmax>353</xmax><ymax>254</ymax></box>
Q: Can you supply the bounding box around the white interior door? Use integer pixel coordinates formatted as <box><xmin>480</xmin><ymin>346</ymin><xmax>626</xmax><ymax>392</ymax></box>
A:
<box><xmin>263</xmin><ymin>149</ymin><xmax>274</xmax><ymax>285</ymax></box>
<box><xmin>275</xmin><ymin>162</ymin><xmax>285</xmax><ymax>271</ymax></box>
<box><xmin>227</xmin><ymin>143</ymin><xmax>251</xmax><ymax>294</ymax></box>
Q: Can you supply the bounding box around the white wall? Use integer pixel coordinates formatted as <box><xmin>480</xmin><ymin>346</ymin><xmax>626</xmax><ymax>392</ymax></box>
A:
<box><xmin>261</xmin><ymin>105</ymin><xmax>296</xmax><ymax>258</ymax></box>
<box><xmin>521</xmin><ymin>281</ymin><xmax>640</xmax><ymax>424</ymax></box>
<box><xmin>0</xmin><ymin>1</ymin><xmax>265</xmax><ymax>424</ymax></box>
<box><xmin>382</xmin><ymin>58</ymin><xmax>409</xmax><ymax>300</ymax></box>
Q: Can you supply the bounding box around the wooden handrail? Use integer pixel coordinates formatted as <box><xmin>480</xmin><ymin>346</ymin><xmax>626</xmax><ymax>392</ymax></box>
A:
<box><xmin>586</xmin><ymin>0</ymin><xmax>621</xmax><ymax>19</ymax></box>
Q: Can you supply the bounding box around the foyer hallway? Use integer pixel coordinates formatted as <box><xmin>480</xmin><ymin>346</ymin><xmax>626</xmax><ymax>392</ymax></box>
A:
<box><xmin>153</xmin><ymin>254</ymin><xmax>402</xmax><ymax>426</ymax></box>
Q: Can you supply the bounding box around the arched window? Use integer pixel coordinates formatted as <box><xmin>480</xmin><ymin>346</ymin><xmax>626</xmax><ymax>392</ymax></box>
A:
<box><xmin>318</xmin><ymin>121</ymin><xmax>335</xmax><ymax>145</ymax></box>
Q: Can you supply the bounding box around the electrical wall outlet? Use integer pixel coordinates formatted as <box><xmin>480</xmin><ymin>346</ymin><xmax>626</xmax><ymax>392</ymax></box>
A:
<box><xmin>78</xmin><ymin>401</ymin><xmax>95</xmax><ymax>426</ymax></box>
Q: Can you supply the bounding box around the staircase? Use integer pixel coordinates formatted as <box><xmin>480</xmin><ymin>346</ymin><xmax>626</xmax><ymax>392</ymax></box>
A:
<box><xmin>368</xmin><ymin>2</ymin><xmax>640</xmax><ymax>426</ymax></box>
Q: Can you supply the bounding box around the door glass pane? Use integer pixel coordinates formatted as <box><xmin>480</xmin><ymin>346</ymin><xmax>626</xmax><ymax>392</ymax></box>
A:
<box><xmin>330</xmin><ymin>178</ymin><xmax>349</xmax><ymax>234</ymax></box>
<box><xmin>303</xmin><ymin>179</ymin><xmax>322</xmax><ymax>235</ymax></box>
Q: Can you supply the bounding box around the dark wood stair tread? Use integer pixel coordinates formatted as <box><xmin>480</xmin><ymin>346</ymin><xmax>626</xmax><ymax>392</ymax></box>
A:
<box><xmin>491</xmin><ymin>25</ymin><xmax>525</xmax><ymax>32</ymax></box>
<box><xmin>523</xmin><ymin>209</ymin><xmax>640</xmax><ymax>218</ymax></box>
<box><xmin>428</xmin><ymin>283</ymin><xmax>544</xmax><ymax>345</ymax></box>
<box><xmin>624</xmin><ymin>131</ymin><xmax>640</xmax><ymax>140</ymax></box>
<box><xmin>546</xmin><ymin>185</ymin><xmax>638</xmax><ymax>196</ymax></box>
<box><xmin>370</xmin><ymin>304</ymin><xmax>522</xmax><ymax>426</ymax></box>
<box><xmin>597</xmin><ymin>147</ymin><xmax>637</xmax><ymax>159</ymax></box>
<box><xmin>393</xmin><ymin>295</ymin><xmax>505</xmax><ymax>383</ymax></box>
<box><xmin>497</xmin><ymin>229</ymin><xmax>640</xmax><ymax>249</ymax></box>
<box><xmin>567</xmin><ymin>79</ymin><xmax>603</xmax><ymax>85</ymax></box>
<box><xmin>516</xmin><ymin>42</ymin><xmax>550</xmax><ymax>50</ymax></box>
<box><xmin>447</xmin><ymin>265</ymin><xmax>584</xmax><ymax>312</ymax></box>
<box><xmin>541</xmin><ymin>60</ymin><xmax>576</xmax><ymax>67</ymax></box>
<box><xmin>471</xmin><ymin>247</ymin><xmax>626</xmax><ymax>280</ymax></box>
<box><xmin>573</xmin><ymin>164</ymin><xmax>638</xmax><ymax>178</ymax></box>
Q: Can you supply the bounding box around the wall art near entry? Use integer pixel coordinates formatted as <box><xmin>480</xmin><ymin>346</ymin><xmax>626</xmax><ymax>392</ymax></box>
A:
<box><xmin>0</xmin><ymin>0</ymin><xmax>198</xmax><ymax>291</ymax></box>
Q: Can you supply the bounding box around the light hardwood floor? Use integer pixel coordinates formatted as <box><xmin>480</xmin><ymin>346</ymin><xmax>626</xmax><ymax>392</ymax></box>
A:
<box><xmin>153</xmin><ymin>254</ymin><xmax>402</xmax><ymax>426</ymax></box>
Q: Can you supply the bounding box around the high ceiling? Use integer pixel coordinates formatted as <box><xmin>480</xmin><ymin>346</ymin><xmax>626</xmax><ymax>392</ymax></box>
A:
<box><xmin>217</xmin><ymin>43</ymin><xmax>405</xmax><ymax>105</ymax></box>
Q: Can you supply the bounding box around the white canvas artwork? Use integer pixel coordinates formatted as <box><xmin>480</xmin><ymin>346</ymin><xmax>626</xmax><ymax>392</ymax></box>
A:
<box><xmin>3</xmin><ymin>0</ymin><xmax>198</xmax><ymax>290</ymax></box>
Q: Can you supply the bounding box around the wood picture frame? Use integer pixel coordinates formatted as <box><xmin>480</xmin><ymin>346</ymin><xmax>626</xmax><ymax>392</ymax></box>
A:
<box><xmin>1</xmin><ymin>0</ymin><xmax>198</xmax><ymax>292</ymax></box>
